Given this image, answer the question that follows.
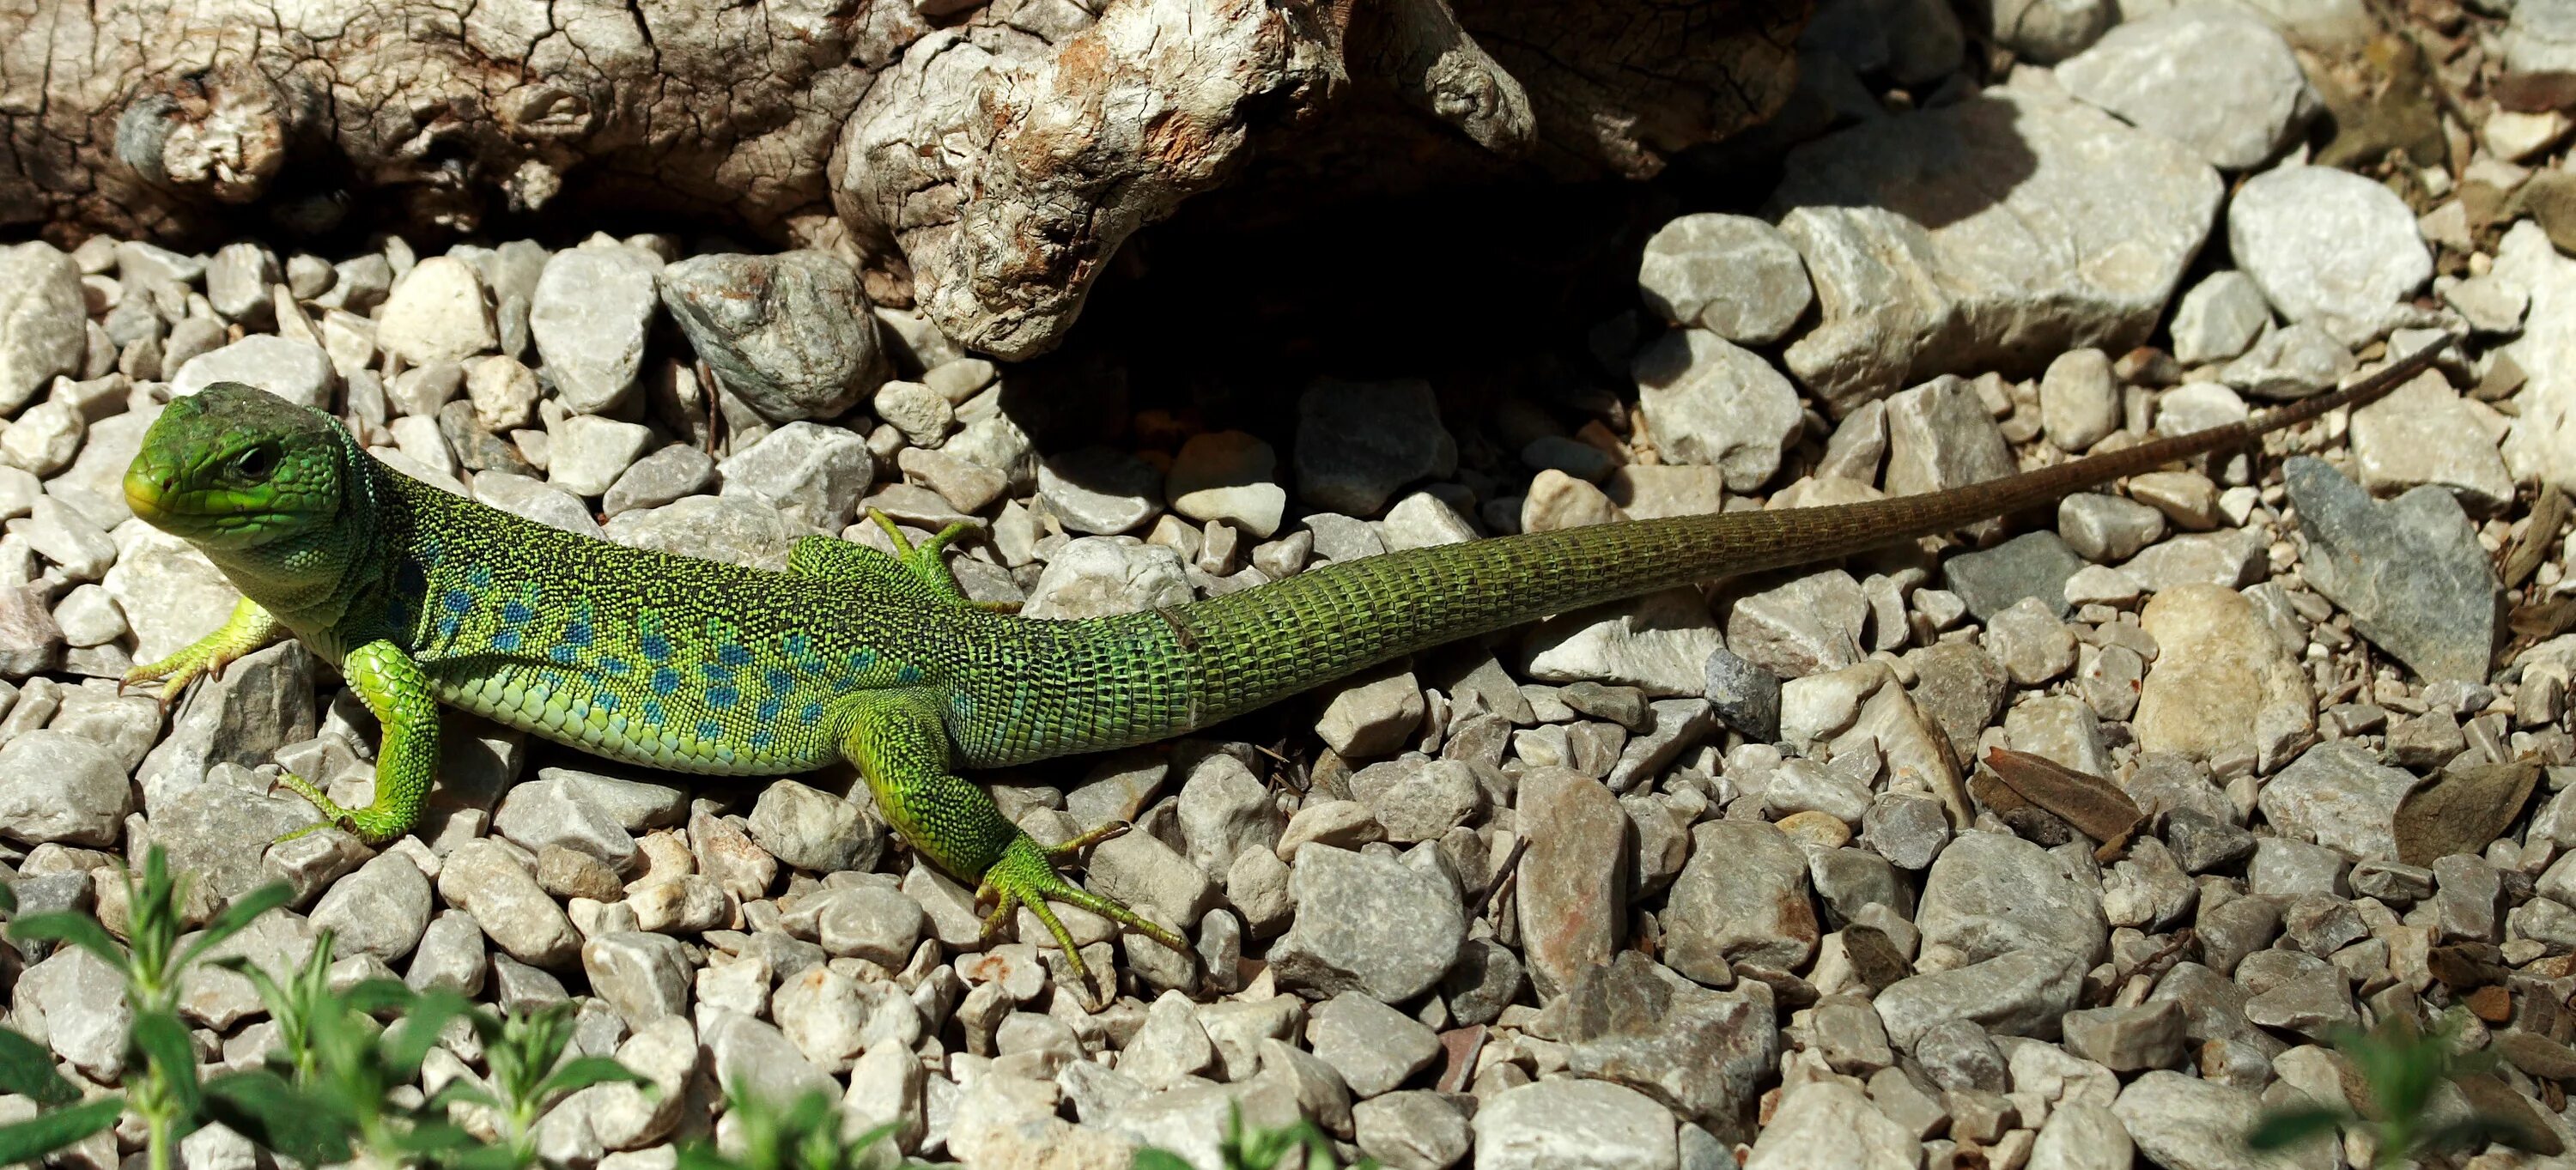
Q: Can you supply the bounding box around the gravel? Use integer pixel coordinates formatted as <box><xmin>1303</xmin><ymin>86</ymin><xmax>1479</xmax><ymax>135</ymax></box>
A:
<box><xmin>20</xmin><ymin>19</ymin><xmax>2576</xmax><ymax>1163</ymax></box>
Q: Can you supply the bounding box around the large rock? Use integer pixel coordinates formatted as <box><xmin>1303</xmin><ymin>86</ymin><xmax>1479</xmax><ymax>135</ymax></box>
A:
<box><xmin>1270</xmin><ymin>846</ymin><xmax>1464</xmax><ymax>1003</ymax></box>
<box><xmin>1472</xmin><ymin>1080</ymin><xmax>1677</xmax><ymax>1170</ymax></box>
<box><xmin>2134</xmin><ymin>584</ymin><xmax>2314</xmax><ymax>766</ymax></box>
<box><xmin>2054</xmin><ymin>9</ymin><xmax>2317</xmax><ymax>171</ymax></box>
<box><xmin>1915</xmin><ymin>831</ymin><xmax>2107</xmax><ymax>969</ymax></box>
<box><xmin>2227</xmin><ymin>165</ymin><xmax>2432</xmax><ymax>344</ymax></box>
<box><xmin>1770</xmin><ymin>86</ymin><xmax>2221</xmax><ymax>413</ymax></box>
<box><xmin>0</xmin><ymin>244</ymin><xmax>88</xmax><ymax>415</ymax></box>
<box><xmin>1633</xmin><ymin>330</ymin><xmax>1801</xmax><ymax>492</ymax></box>
<box><xmin>657</xmin><ymin>252</ymin><xmax>889</xmax><ymax>422</ymax></box>
<box><xmin>2285</xmin><ymin>457</ymin><xmax>2498</xmax><ymax>684</ymax></box>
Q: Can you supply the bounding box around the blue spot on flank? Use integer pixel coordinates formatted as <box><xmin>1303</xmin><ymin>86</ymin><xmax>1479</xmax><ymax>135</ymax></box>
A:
<box><xmin>598</xmin><ymin>657</ymin><xmax>629</xmax><ymax>676</ymax></box>
<box><xmin>696</xmin><ymin>719</ymin><xmax>723</xmax><ymax>742</ymax></box>
<box><xmin>765</xmin><ymin>667</ymin><xmax>794</xmax><ymax>693</ymax></box>
<box><xmin>799</xmin><ymin>700</ymin><xmax>824</xmax><ymax>723</ymax></box>
<box><xmin>491</xmin><ymin>632</ymin><xmax>521</xmax><ymax>652</ymax></box>
<box><xmin>549</xmin><ymin>645</ymin><xmax>580</xmax><ymax>665</ymax></box>
<box><xmin>651</xmin><ymin>668</ymin><xmax>681</xmax><ymax>695</ymax></box>
<box><xmin>500</xmin><ymin>600</ymin><xmax>534</xmax><ymax>626</ymax></box>
<box><xmin>750</xmin><ymin>729</ymin><xmax>775</xmax><ymax>749</ymax></box>
<box><xmin>643</xmin><ymin>700</ymin><xmax>665</xmax><ymax>726</ymax></box>
<box><xmin>418</xmin><ymin>540</ymin><xmax>445</xmax><ymax>567</ymax></box>
<box><xmin>640</xmin><ymin>633</ymin><xmax>671</xmax><ymax>662</ymax></box>
<box><xmin>783</xmin><ymin>633</ymin><xmax>811</xmax><ymax>658</ymax></box>
<box><xmin>466</xmin><ymin>564</ymin><xmax>494</xmax><ymax>588</ymax></box>
<box><xmin>718</xmin><ymin>643</ymin><xmax>751</xmax><ymax>667</ymax></box>
<box><xmin>848</xmin><ymin>648</ymin><xmax>877</xmax><ymax>672</ymax></box>
<box><xmin>708</xmin><ymin>686</ymin><xmax>739</xmax><ymax>711</ymax></box>
<box><xmin>442</xmin><ymin>589</ymin><xmax>474</xmax><ymax>615</ymax></box>
<box><xmin>756</xmin><ymin>696</ymin><xmax>783</xmax><ymax>721</ymax></box>
<box><xmin>562</xmin><ymin>622</ymin><xmax>593</xmax><ymax>647</ymax></box>
<box><xmin>596</xmin><ymin>693</ymin><xmax>618</xmax><ymax>714</ymax></box>
<box><xmin>895</xmin><ymin>664</ymin><xmax>924</xmax><ymax>685</ymax></box>
<box><xmin>700</xmin><ymin>662</ymin><xmax>735</xmax><ymax>683</ymax></box>
<box><xmin>438</xmin><ymin>615</ymin><xmax>460</xmax><ymax>639</ymax></box>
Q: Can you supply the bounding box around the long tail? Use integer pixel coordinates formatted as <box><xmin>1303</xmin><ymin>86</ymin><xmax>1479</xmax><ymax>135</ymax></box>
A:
<box><xmin>965</xmin><ymin>339</ymin><xmax>2451</xmax><ymax>762</ymax></box>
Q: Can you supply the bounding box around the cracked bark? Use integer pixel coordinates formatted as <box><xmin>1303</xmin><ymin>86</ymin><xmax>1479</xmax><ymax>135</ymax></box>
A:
<box><xmin>1</xmin><ymin>0</ymin><xmax>1803</xmax><ymax>358</ymax></box>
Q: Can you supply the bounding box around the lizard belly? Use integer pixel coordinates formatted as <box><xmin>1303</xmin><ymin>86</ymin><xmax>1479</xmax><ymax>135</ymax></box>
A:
<box><xmin>428</xmin><ymin>660</ymin><xmax>842</xmax><ymax>776</ymax></box>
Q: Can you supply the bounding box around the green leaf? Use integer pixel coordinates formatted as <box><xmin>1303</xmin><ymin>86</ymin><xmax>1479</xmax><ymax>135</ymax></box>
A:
<box><xmin>1133</xmin><ymin>1149</ymin><xmax>1196</xmax><ymax>1170</ymax></box>
<box><xmin>174</xmin><ymin>882</ymin><xmax>295</xmax><ymax>971</ymax></box>
<box><xmin>2246</xmin><ymin>1105</ymin><xmax>2349</xmax><ymax>1150</ymax></box>
<box><xmin>0</xmin><ymin>1095</ymin><xmax>122</xmax><ymax>1163</ymax></box>
<box><xmin>0</xmin><ymin>1027</ymin><xmax>77</xmax><ymax>1106</ymax></box>
<box><xmin>343</xmin><ymin>978</ymin><xmax>420</xmax><ymax>1016</ymax></box>
<box><xmin>533</xmin><ymin>1056</ymin><xmax>651</xmax><ymax>1103</ymax></box>
<box><xmin>435</xmin><ymin>1139</ymin><xmax>534</xmax><ymax>1170</ymax></box>
<box><xmin>204</xmin><ymin>1071</ymin><xmax>354</xmax><ymax>1165</ymax></box>
<box><xmin>8</xmin><ymin>912</ymin><xmax>126</xmax><ymax>971</ymax></box>
<box><xmin>128</xmin><ymin>1010</ymin><xmax>203</xmax><ymax>1118</ymax></box>
<box><xmin>427</xmin><ymin>1079</ymin><xmax>504</xmax><ymax>1112</ymax></box>
<box><xmin>385</xmin><ymin>991</ymin><xmax>470</xmax><ymax>1079</ymax></box>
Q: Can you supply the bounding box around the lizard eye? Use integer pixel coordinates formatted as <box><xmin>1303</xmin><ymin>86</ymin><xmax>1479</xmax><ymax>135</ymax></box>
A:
<box><xmin>230</xmin><ymin>446</ymin><xmax>279</xmax><ymax>481</ymax></box>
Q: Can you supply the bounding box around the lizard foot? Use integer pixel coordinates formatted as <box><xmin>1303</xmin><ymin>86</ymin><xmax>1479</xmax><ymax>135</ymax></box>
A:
<box><xmin>975</xmin><ymin>834</ymin><xmax>1188</xmax><ymax>1009</ymax></box>
<box><xmin>118</xmin><ymin>597</ymin><xmax>284</xmax><ymax>706</ymax></box>
<box><xmin>270</xmin><ymin>769</ymin><xmax>409</xmax><ymax>844</ymax></box>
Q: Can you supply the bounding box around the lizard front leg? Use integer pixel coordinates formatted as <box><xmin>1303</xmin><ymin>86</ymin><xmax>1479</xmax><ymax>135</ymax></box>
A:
<box><xmin>120</xmin><ymin>597</ymin><xmax>287</xmax><ymax>702</ymax></box>
<box><xmin>835</xmin><ymin>689</ymin><xmax>1182</xmax><ymax>1001</ymax></box>
<box><xmin>274</xmin><ymin>639</ymin><xmax>437</xmax><ymax>843</ymax></box>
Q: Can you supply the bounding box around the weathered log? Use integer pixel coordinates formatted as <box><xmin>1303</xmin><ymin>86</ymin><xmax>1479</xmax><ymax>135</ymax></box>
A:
<box><xmin>0</xmin><ymin>0</ymin><xmax>1803</xmax><ymax>357</ymax></box>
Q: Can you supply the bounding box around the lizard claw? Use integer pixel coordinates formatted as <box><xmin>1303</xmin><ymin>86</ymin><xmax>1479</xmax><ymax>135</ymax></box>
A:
<box><xmin>977</xmin><ymin>834</ymin><xmax>1192</xmax><ymax>1009</ymax></box>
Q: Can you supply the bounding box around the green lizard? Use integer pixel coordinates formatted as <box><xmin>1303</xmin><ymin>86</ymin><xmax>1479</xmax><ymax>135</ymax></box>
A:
<box><xmin>118</xmin><ymin>338</ymin><xmax>2450</xmax><ymax>991</ymax></box>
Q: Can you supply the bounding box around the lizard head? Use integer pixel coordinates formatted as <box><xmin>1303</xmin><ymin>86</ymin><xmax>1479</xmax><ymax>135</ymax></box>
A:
<box><xmin>125</xmin><ymin>382</ymin><xmax>350</xmax><ymax>555</ymax></box>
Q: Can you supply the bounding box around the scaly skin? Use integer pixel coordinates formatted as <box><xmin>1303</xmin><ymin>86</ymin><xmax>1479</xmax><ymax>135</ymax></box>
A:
<box><xmin>120</xmin><ymin>340</ymin><xmax>2449</xmax><ymax>995</ymax></box>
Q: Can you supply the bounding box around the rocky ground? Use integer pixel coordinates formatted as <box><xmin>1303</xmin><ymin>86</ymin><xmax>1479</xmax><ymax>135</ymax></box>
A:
<box><xmin>3</xmin><ymin>0</ymin><xmax>2576</xmax><ymax>1167</ymax></box>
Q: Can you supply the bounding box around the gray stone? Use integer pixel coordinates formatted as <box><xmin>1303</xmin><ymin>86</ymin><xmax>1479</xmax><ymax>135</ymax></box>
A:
<box><xmin>1884</xmin><ymin>374</ymin><xmax>2014</xmax><ymax>504</ymax></box>
<box><xmin>2285</xmin><ymin>457</ymin><xmax>2497</xmax><ymax>682</ymax></box>
<box><xmin>437</xmin><ymin>840</ymin><xmax>582</xmax><ymax>967</ymax></box>
<box><xmin>1634</xmin><ymin>330</ymin><xmax>1801</xmax><ymax>492</ymax></box>
<box><xmin>1771</xmin><ymin>88</ymin><xmax>2220</xmax><ymax>412</ymax></box>
<box><xmin>472</xmin><ymin>472</ymin><xmax>600</xmax><ymax>538</ymax></box>
<box><xmin>2228</xmin><ymin>165</ymin><xmax>2433</xmax><ymax>344</ymax></box>
<box><xmin>377</xmin><ymin>257</ymin><xmax>496</xmax><ymax>366</ymax></box>
<box><xmin>1472</xmin><ymin>1079</ymin><xmax>1678</xmax><ymax>1170</ymax></box>
<box><xmin>748</xmin><ymin>779</ymin><xmax>882</xmax><ymax>874</ymax></box>
<box><xmin>1664</xmin><ymin>820</ymin><xmax>1819</xmax><ymax>983</ymax></box>
<box><xmin>604</xmin><ymin>444</ymin><xmax>715</xmax><ymax>517</ymax></box>
<box><xmin>2168</xmin><ymin>271</ymin><xmax>2273</xmax><ymax>366</ymax></box>
<box><xmin>1638</xmin><ymin>214</ymin><xmax>1814</xmax><ymax>344</ymax></box>
<box><xmin>1726</xmin><ymin>570</ymin><xmax>1867</xmax><ymax>679</ymax></box>
<box><xmin>0</xmin><ymin>730</ymin><xmax>128</xmax><ymax>846</ymax></box>
<box><xmin>1943</xmin><ymin>531</ymin><xmax>2085</xmax><ymax>620</ymax></box>
<box><xmin>0</xmin><ymin>244</ymin><xmax>88</xmax><ymax>415</ymax></box>
<box><xmin>718</xmin><ymin>421</ymin><xmax>873</xmax><ymax>530</ymax></box>
<box><xmin>1563</xmin><ymin>952</ymin><xmax>1775</xmax><ymax>1142</ymax></box>
<box><xmin>604</xmin><ymin>494</ymin><xmax>805</xmax><ymax>572</ymax></box>
<box><xmin>1294</xmin><ymin>379</ymin><xmax>1455</xmax><ymax>515</ymax></box>
<box><xmin>2057</xmin><ymin>494</ymin><xmax>2167</xmax><ymax>563</ymax></box>
<box><xmin>583</xmin><ymin>931</ymin><xmax>695</xmax><ymax>1030</ymax></box>
<box><xmin>2348</xmin><ymin>368</ymin><xmax>2516</xmax><ymax>514</ymax></box>
<box><xmin>1036</xmin><ymin>447</ymin><xmax>1162</xmax><ymax>536</ymax></box>
<box><xmin>1022</xmin><ymin>537</ymin><xmax>1192</xmax><ymax>621</ymax></box>
<box><xmin>1702</xmin><ymin>646</ymin><xmax>1782</xmax><ymax>741</ymax></box>
<box><xmin>1352</xmin><ymin>1092</ymin><xmax>1471</xmax><ymax>1170</ymax></box>
<box><xmin>530</xmin><ymin>246</ymin><xmax>660</xmax><ymax>414</ymax></box>
<box><xmin>548</xmin><ymin>415</ymin><xmax>653</xmax><ymax>499</ymax></box>
<box><xmin>1874</xmin><ymin>949</ymin><xmax>2087</xmax><ymax>1046</ymax></box>
<box><xmin>658</xmin><ymin>252</ymin><xmax>889</xmax><ymax>422</ymax></box>
<box><xmin>2257</xmin><ymin>742</ymin><xmax>2413</xmax><ymax>862</ymax></box>
<box><xmin>1271</xmin><ymin>845</ymin><xmax>1464</xmax><ymax>1003</ymax></box>
<box><xmin>171</xmin><ymin>336</ymin><xmax>337</xmax><ymax>409</ymax></box>
<box><xmin>310</xmin><ymin>851</ymin><xmax>434</xmax><ymax>961</ymax></box>
<box><xmin>2057</xmin><ymin>9</ymin><xmax>2316</xmax><ymax>171</ymax></box>
<box><xmin>1917</xmin><ymin>831</ymin><xmax>2106</xmax><ymax>968</ymax></box>
<box><xmin>1307</xmin><ymin>991</ymin><xmax>1439</xmax><ymax>1096</ymax></box>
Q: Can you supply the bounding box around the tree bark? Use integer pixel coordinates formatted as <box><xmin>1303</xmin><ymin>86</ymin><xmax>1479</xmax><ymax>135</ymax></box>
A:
<box><xmin>0</xmin><ymin>0</ymin><xmax>1803</xmax><ymax>358</ymax></box>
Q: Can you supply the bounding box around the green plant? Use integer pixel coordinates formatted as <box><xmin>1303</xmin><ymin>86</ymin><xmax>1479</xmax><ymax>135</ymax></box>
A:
<box><xmin>1133</xmin><ymin>1106</ymin><xmax>1376</xmax><ymax>1170</ymax></box>
<box><xmin>0</xmin><ymin>848</ymin><xmax>295</xmax><ymax>1170</ymax></box>
<box><xmin>2249</xmin><ymin>1010</ymin><xmax>2544</xmax><ymax>1167</ymax></box>
<box><xmin>431</xmin><ymin>1000</ymin><xmax>651</xmax><ymax>1168</ymax></box>
<box><xmin>0</xmin><ymin>882</ymin><xmax>127</xmax><ymax>1166</ymax></box>
<box><xmin>676</xmin><ymin>1082</ymin><xmax>896</xmax><ymax>1170</ymax></box>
